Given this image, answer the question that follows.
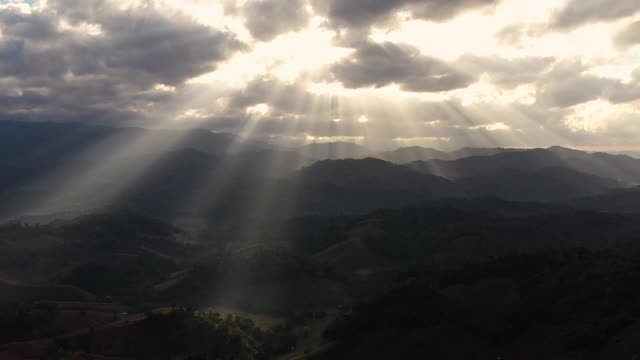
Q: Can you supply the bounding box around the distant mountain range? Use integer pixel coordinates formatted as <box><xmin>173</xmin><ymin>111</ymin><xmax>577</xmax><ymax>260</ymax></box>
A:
<box><xmin>457</xmin><ymin>166</ymin><xmax>624</xmax><ymax>202</ymax></box>
<box><xmin>373</xmin><ymin>146</ymin><xmax>523</xmax><ymax>163</ymax></box>
<box><xmin>1</xmin><ymin>120</ymin><xmax>640</xmax><ymax>221</ymax></box>
<box><xmin>407</xmin><ymin>146</ymin><xmax>640</xmax><ymax>183</ymax></box>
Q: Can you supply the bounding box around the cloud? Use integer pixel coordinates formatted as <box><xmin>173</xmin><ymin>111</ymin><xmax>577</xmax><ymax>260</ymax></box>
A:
<box><xmin>240</xmin><ymin>0</ymin><xmax>310</xmax><ymax>41</ymax></box>
<box><xmin>456</xmin><ymin>55</ymin><xmax>555</xmax><ymax>88</ymax></box>
<box><xmin>0</xmin><ymin>5</ymin><xmax>61</xmax><ymax>42</ymax></box>
<box><xmin>550</xmin><ymin>0</ymin><xmax>640</xmax><ymax>29</ymax></box>
<box><xmin>227</xmin><ymin>76</ymin><xmax>314</xmax><ymax>115</ymax></box>
<box><xmin>408</xmin><ymin>0</ymin><xmax>498</xmax><ymax>21</ymax></box>
<box><xmin>494</xmin><ymin>23</ymin><xmax>546</xmax><ymax>47</ymax></box>
<box><xmin>536</xmin><ymin>63</ymin><xmax>614</xmax><ymax>108</ymax></box>
<box><xmin>1</xmin><ymin>0</ymin><xmax>639</xmax><ymax>150</ymax></box>
<box><xmin>614</xmin><ymin>20</ymin><xmax>640</xmax><ymax>48</ymax></box>
<box><xmin>330</xmin><ymin>42</ymin><xmax>474</xmax><ymax>92</ymax></box>
<box><xmin>311</xmin><ymin>0</ymin><xmax>497</xmax><ymax>45</ymax></box>
<box><xmin>604</xmin><ymin>81</ymin><xmax>640</xmax><ymax>104</ymax></box>
<box><xmin>174</xmin><ymin>71</ymin><xmax>640</xmax><ymax>150</ymax></box>
<box><xmin>536</xmin><ymin>60</ymin><xmax>640</xmax><ymax>108</ymax></box>
<box><xmin>51</xmin><ymin>0</ymin><xmax>244</xmax><ymax>85</ymax></box>
<box><xmin>0</xmin><ymin>1</ymin><xmax>245</xmax><ymax>123</ymax></box>
<box><xmin>313</xmin><ymin>0</ymin><xmax>496</xmax><ymax>28</ymax></box>
<box><xmin>181</xmin><ymin>60</ymin><xmax>640</xmax><ymax>149</ymax></box>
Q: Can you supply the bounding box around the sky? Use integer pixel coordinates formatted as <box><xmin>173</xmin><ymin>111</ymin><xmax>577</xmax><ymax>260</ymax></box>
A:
<box><xmin>0</xmin><ymin>0</ymin><xmax>639</xmax><ymax>150</ymax></box>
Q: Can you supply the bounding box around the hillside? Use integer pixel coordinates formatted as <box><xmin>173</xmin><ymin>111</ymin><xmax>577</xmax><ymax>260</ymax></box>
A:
<box><xmin>408</xmin><ymin>147</ymin><xmax>640</xmax><ymax>183</ymax></box>
<box><xmin>287</xmin><ymin>158</ymin><xmax>461</xmax><ymax>215</ymax></box>
<box><xmin>458</xmin><ymin>166</ymin><xmax>625</xmax><ymax>201</ymax></box>
<box><xmin>294</xmin><ymin>158</ymin><xmax>455</xmax><ymax>191</ymax></box>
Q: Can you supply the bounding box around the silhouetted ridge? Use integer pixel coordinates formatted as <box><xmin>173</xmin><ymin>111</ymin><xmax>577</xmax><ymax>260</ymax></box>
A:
<box><xmin>296</xmin><ymin>158</ymin><xmax>456</xmax><ymax>192</ymax></box>
<box><xmin>408</xmin><ymin>147</ymin><xmax>640</xmax><ymax>183</ymax></box>
<box><xmin>375</xmin><ymin>146</ymin><xmax>523</xmax><ymax>163</ymax></box>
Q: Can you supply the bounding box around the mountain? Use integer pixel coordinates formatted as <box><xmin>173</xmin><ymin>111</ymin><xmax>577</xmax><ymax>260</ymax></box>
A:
<box><xmin>299</xmin><ymin>142</ymin><xmax>370</xmax><ymax>160</ymax></box>
<box><xmin>294</xmin><ymin>158</ymin><xmax>456</xmax><ymax>192</ymax></box>
<box><xmin>3</xmin><ymin>144</ymin><xmax>635</xmax><ymax>221</ymax></box>
<box><xmin>0</xmin><ymin>147</ymin><xmax>224</xmax><ymax>220</ymax></box>
<box><xmin>288</xmin><ymin>158</ymin><xmax>462</xmax><ymax>215</ymax></box>
<box><xmin>374</xmin><ymin>146</ymin><xmax>523</xmax><ymax>164</ymax></box>
<box><xmin>610</xmin><ymin>150</ymin><xmax>640</xmax><ymax>159</ymax></box>
<box><xmin>0</xmin><ymin>120</ymin><xmax>268</xmax><ymax>169</ymax></box>
<box><xmin>319</xmin><ymin>248</ymin><xmax>640</xmax><ymax>360</ymax></box>
<box><xmin>573</xmin><ymin>186</ymin><xmax>640</xmax><ymax>213</ymax></box>
<box><xmin>374</xmin><ymin>146</ymin><xmax>448</xmax><ymax>163</ymax></box>
<box><xmin>6</xmin><ymin>202</ymin><xmax>640</xmax><ymax>359</ymax></box>
<box><xmin>2</xmin><ymin>120</ymin><xmax>640</xmax><ymax>223</ymax></box>
<box><xmin>458</xmin><ymin>166</ymin><xmax>626</xmax><ymax>201</ymax></box>
<box><xmin>225</xmin><ymin>149</ymin><xmax>314</xmax><ymax>179</ymax></box>
<box><xmin>0</xmin><ymin>213</ymin><xmax>184</xmax><ymax>292</ymax></box>
<box><xmin>311</xmin><ymin>205</ymin><xmax>640</xmax><ymax>271</ymax></box>
<box><xmin>453</xmin><ymin>147</ymin><xmax>524</xmax><ymax>159</ymax></box>
<box><xmin>408</xmin><ymin>147</ymin><xmax>640</xmax><ymax>184</ymax></box>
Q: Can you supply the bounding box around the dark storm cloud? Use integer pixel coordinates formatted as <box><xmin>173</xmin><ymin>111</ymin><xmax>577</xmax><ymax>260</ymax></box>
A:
<box><xmin>536</xmin><ymin>60</ymin><xmax>640</xmax><ymax>108</ymax></box>
<box><xmin>550</xmin><ymin>0</ymin><xmax>640</xmax><ymax>29</ymax></box>
<box><xmin>0</xmin><ymin>90</ymin><xmax>48</xmax><ymax>111</ymax></box>
<box><xmin>536</xmin><ymin>62</ymin><xmax>613</xmax><ymax>108</ymax></box>
<box><xmin>615</xmin><ymin>20</ymin><xmax>640</xmax><ymax>48</ymax></box>
<box><xmin>0</xmin><ymin>1</ymin><xmax>244</xmax><ymax>123</ymax></box>
<box><xmin>331</xmin><ymin>42</ymin><xmax>474</xmax><ymax>92</ymax></box>
<box><xmin>312</xmin><ymin>0</ymin><xmax>497</xmax><ymax>28</ymax></box>
<box><xmin>604</xmin><ymin>81</ymin><xmax>640</xmax><ymax>104</ymax></box>
<box><xmin>408</xmin><ymin>0</ymin><xmax>498</xmax><ymax>21</ymax></box>
<box><xmin>240</xmin><ymin>0</ymin><xmax>310</xmax><ymax>41</ymax></box>
<box><xmin>49</xmin><ymin>0</ymin><xmax>244</xmax><ymax>85</ymax></box>
<box><xmin>311</xmin><ymin>0</ymin><xmax>497</xmax><ymax>45</ymax></box>
<box><xmin>0</xmin><ymin>5</ymin><xmax>60</xmax><ymax>41</ymax></box>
